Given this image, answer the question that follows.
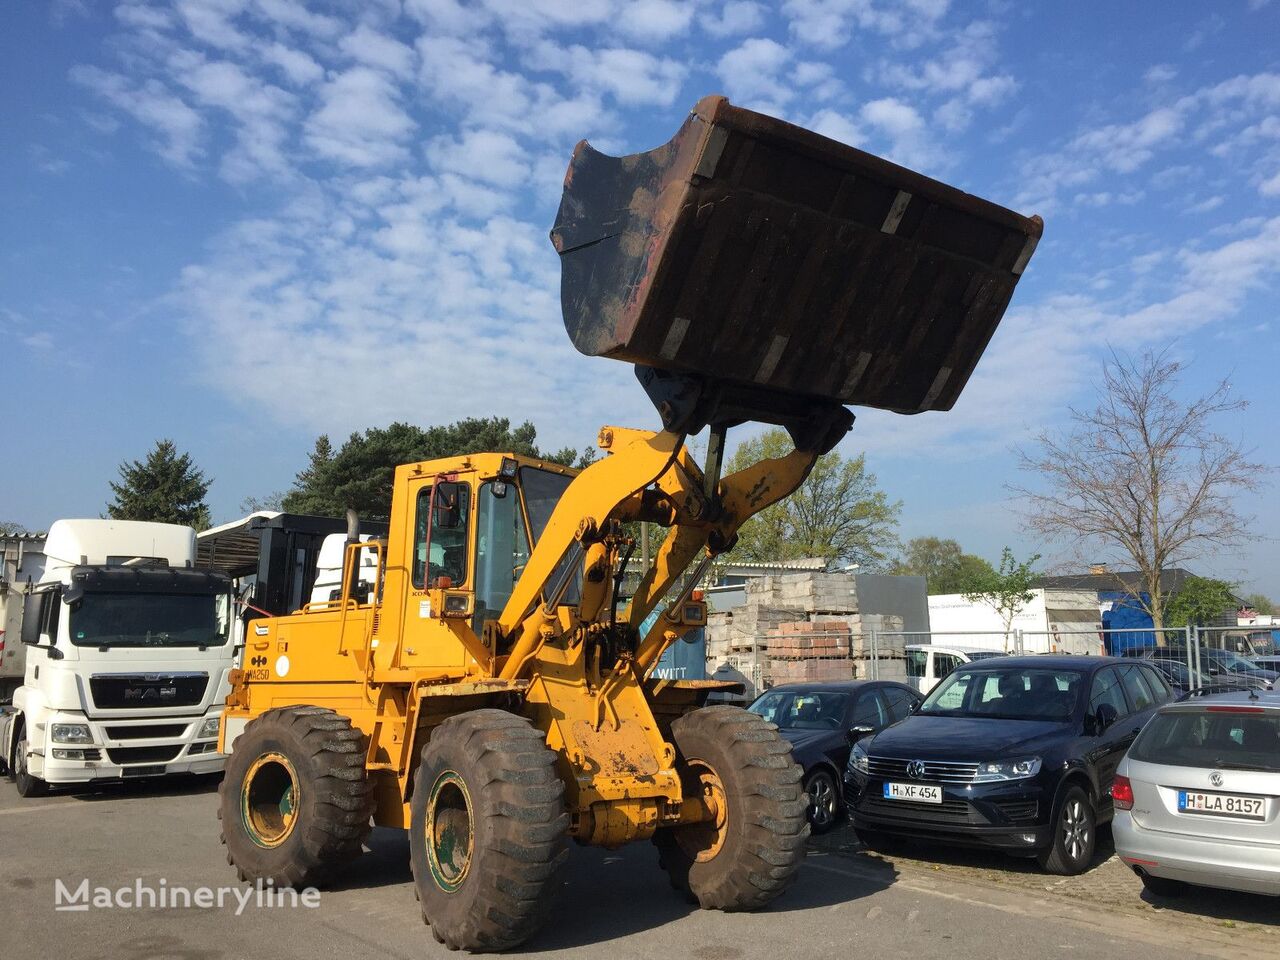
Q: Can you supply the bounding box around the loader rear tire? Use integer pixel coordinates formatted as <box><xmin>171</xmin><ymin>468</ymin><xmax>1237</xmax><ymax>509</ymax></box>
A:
<box><xmin>654</xmin><ymin>705</ymin><xmax>808</xmax><ymax>911</ymax></box>
<box><xmin>218</xmin><ymin>706</ymin><xmax>374</xmax><ymax>888</ymax></box>
<box><xmin>409</xmin><ymin>709</ymin><xmax>568</xmax><ymax>952</ymax></box>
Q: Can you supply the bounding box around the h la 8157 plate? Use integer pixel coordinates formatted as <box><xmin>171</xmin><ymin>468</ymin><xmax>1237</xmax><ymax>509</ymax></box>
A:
<box><xmin>1178</xmin><ymin>789</ymin><xmax>1265</xmax><ymax>820</ymax></box>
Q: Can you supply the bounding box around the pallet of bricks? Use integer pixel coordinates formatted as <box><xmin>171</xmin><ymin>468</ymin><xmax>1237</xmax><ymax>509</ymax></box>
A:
<box><xmin>705</xmin><ymin>572</ymin><xmax>908</xmax><ymax>689</ymax></box>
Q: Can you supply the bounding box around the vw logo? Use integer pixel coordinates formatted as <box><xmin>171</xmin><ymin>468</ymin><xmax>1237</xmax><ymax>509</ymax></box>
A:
<box><xmin>906</xmin><ymin>760</ymin><xmax>927</xmax><ymax>780</ymax></box>
<box><xmin>1209</xmin><ymin>771</ymin><xmax>1224</xmax><ymax>787</ymax></box>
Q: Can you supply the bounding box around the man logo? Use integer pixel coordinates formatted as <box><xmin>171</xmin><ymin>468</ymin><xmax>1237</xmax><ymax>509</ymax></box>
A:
<box><xmin>906</xmin><ymin>760</ymin><xmax>927</xmax><ymax>780</ymax></box>
<box><xmin>250</xmin><ymin>656</ymin><xmax>267</xmax><ymax>668</ymax></box>
<box><xmin>1209</xmin><ymin>771</ymin><xmax>1224</xmax><ymax>787</ymax></box>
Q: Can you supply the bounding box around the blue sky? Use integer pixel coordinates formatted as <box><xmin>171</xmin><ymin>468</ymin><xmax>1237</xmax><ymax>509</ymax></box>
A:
<box><xmin>3</xmin><ymin>0</ymin><xmax>1278</xmax><ymax>594</ymax></box>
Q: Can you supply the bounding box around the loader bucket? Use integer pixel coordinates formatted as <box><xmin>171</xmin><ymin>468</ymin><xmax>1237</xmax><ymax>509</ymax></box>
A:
<box><xmin>551</xmin><ymin>95</ymin><xmax>1043</xmax><ymax>415</ymax></box>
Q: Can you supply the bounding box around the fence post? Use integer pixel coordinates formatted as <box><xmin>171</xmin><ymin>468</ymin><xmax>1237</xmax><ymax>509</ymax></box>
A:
<box><xmin>1184</xmin><ymin>625</ymin><xmax>1195</xmax><ymax>690</ymax></box>
<box><xmin>870</xmin><ymin>629</ymin><xmax>879</xmax><ymax>680</ymax></box>
<box><xmin>1014</xmin><ymin>628</ymin><xmax>1024</xmax><ymax>655</ymax></box>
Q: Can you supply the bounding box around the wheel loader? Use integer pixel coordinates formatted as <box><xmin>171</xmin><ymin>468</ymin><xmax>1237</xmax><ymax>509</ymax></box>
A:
<box><xmin>216</xmin><ymin>95</ymin><xmax>1043</xmax><ymax>951</ymax></box>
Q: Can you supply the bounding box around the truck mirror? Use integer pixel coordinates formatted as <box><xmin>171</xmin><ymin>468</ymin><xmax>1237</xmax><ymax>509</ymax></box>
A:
<box><xmin>20</xmin><ymin>592</ymin><xmax>42</xmax><ymax>645</ymax></box>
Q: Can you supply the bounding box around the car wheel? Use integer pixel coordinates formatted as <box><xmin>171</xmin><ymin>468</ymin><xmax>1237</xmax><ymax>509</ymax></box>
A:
<box><xmin>805</xmin><ymin>770</ymin><xmax>840</xmax><ymax>834</ymax></box>
<box><xmin>14</xmin><ymin>734</ymin><xmax>50</xmax><ymax>799</ymax></box>
<box><xmin>1140</xmin><ymin>873</ymin><xmax>1188</xmax><ymax>898</ymax></box>
<box><xmin>1037</xmin><ymin>785</ymin><xmax>1095</xmax><ymax>875</ymax></box>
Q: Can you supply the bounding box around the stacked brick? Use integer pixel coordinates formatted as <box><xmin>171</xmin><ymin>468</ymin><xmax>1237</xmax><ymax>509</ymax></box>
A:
<box><xmin>704</xmin><ymin>571</ymin><xmax>910</xmax><ymax>694</ymax></box>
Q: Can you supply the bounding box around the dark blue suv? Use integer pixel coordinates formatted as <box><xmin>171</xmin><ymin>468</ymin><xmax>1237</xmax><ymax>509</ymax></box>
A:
<box><xmin>844</xmin><ymin>656</ymin><xmax>1173</xmax><ymax>874</ymax></box>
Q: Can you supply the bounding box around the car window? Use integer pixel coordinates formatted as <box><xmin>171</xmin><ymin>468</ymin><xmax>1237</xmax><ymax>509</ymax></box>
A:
<box><xmin>1130</xmin><ymin>710</ymin><xmax>1280</xmax><ymax>771</ymax></box>
<box><xmin>906</xmin><ymin>649</ymin><xmax>927</xmax><ymax>678</ymax></box>
<box><xmin>850</xmin><ymin>691</ymin><xmax>887</xmax><ymax>729</ymax></box>
<box><xmin>1088</xmin><ymin>667</ymin><xmax>1129</xmax><ymax>720</ymax></box>
<box><xmin>882</xmin><ymin>687</ymin><xmax>919</xmax><ymax>723</ymax></box>
<box><xmin>1117</xmin><ymin>664</ymin><xmax>1157</xmax><ymax>712</ymax></box>
<box><xmin>934</xmin><ymin>653</ymin><xmax>962</xmax><ymax>679</ymax></box>
<box><xmin>748</xmin><ymin>691</ymin><xmax>849</xmax><ymax>730</ymax></box>
<box><xmin>1138</xmin><ymin>665</ymin><xmax>1173</xmax><ymax>704</ymax></box>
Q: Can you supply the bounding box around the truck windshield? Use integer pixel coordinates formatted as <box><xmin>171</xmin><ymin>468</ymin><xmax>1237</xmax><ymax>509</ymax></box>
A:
<box><xmin>71</xmin><ymin>592</ymin><xmax>231</xmax><ymax>648</ymax></box>
<box><xmin>519</xmin><ymin>467</ymin><xmax>580</xmax><ymax>606</ymax></box>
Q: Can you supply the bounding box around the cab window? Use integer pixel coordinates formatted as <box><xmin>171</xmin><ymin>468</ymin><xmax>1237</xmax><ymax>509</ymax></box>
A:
<box><xmin>906</xmin><ymin>649</ymin><xmax>927</xmax><ymax>678</ymax></box>
<box><xmin>473</xmin><ymin>481</ymin><xmax>530</xmax><ymax>630</ymax></box>
<box><xmin>933</xmin><ymin>653</ymin><xmax>962</xmax><ymax>679</ymax></box>
<box><xmin>413</xmin><ymin>483</ymin><xmax>471</xmax><ymax>588</ymax></box>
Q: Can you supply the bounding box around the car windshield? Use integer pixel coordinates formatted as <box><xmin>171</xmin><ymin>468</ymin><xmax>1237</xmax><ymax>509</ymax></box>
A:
<box><xmin>71</xmin><ymin>591</ymin><xmax>231</xmax><ymax>647</ymax></box>
<box><xmin>1130</xmin><ymin>709</ymin><xmax>1280</xmax><ymax>772</ymax></box>
<box><xmin>1209</xmin><ymin>650</ymin><xmax>1263</xmax><ymax>672</ymax></box>
<box><xmin>1155</xmin><ymin>660</ymin><xmax>1208</xmax><ymax>686</ymax></box>
<box><xmin>920</xmin><ymin>667</ymin><xmax>1083</xmax><ymax>721</ymax></box>
<box><xmin>749</xmin><ymin>691</ymin><xmax>849</xmax><ymax>730</ymax></box>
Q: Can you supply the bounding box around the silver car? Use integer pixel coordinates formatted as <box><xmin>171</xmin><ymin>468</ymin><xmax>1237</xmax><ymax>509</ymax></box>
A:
<box><xmin>1112</xmin><ymin>692</ymin><xmax>1280</xmax><ymax>897</ymax></box>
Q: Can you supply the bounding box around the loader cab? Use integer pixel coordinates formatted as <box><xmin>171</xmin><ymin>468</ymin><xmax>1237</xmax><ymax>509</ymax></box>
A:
<box><xmin>389</xmin><ymin>455</ymin><xmax>579</xmax><ymax>663</ymax></box>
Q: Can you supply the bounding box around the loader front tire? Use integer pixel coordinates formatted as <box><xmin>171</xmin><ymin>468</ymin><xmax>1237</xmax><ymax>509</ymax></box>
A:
<box><xmin>410</xmin><ymin>709</ymin><xmax>568</xmax><ymax>952</ymax></box>
<box><xmin>654</xmin><ymin>705</ymin><xmax>808</xmax><ymax>911</ymax></box>
<box><xmin>218</xmin><ymin>706</ymin><xmax>374</xmax><ymax>888</ymax></box>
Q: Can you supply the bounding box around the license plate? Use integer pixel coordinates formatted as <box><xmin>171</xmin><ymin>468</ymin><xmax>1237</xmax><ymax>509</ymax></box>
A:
<box><xmin>884</xmin><ymin>782</ymin><xmax>943</xmax><ymax>804</ymax></box>
<box><xmin>121</xmin><ymin>764</ymin><xmax>167</xmax><ymax>778</ymax></box>
<box><xmin>1178</xmin><ymin>790</ymin><xmax>1266</xmax><ymax>820</ymax></box>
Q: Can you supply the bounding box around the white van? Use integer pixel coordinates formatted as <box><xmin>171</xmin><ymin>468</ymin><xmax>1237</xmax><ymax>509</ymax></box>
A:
<box><xmin>905</xmin><ymin>644</ymin><xmax>1009</xmax><ymax>694</ymax></box>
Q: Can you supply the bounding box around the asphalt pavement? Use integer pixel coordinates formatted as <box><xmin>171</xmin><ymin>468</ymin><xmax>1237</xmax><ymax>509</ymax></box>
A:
<box><xmin>1</xmin><ymin>775</ymin><xmax>1274</xmax><ymax>960</ymax></box>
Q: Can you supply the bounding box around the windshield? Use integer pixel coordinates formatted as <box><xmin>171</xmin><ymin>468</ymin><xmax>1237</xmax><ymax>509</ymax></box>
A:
<box><xmin>1130</xmin><ymin>710</ymin><xmax>1280</xmax><ymax>771</ymax></box>
<box><xmin>1209</xmin><ymin>650</ymin><xmax>1263</xmax><ymax>672</ymax></box>
<box><xmin>71</xmin><ymin>592</ymin><xmax>231</xmax><ymax>648</ymax></box>
<box><xmin>519</xmin><ymin>467</ymin><xmax>579</xmax><ymax>605</ymax></box>
<box><xmin>920</xmin><ymin>667</ymin><xmax>1083</xmax><ymax>721</ymax></box>
<box><xmin>966</xmin><ymin>651</ymin><xmax>1008</xmax><ymax>661</ymax></box>
<box><xmin>1155</xmin><ymin>660</ymin><xmax>1208</xmax><ymax>687</ymax></box>
<box><xmin>749</xmin><ymin>691</ymin><xmax>849</xmax><ymax>730</ymax></box>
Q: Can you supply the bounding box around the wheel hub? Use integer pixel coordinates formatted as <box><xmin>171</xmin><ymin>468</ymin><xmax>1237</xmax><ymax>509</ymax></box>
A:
<box><xmin>241</xmin><ymin>752</ymin><xmax>300</xmax><ymax>848</ymax></box>
<box><xmin>674</xmin><ymin>759</ymin><xmax>728</xmax><ymax>863</ymax></box>
<box><xmin>426</xmin><ymin>771</ymin><xmax>474</xmax><ymax>892</ymax></box>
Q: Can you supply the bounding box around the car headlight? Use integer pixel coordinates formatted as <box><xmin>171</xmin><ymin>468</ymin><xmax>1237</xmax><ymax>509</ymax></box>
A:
<box><xmin>849</xmin><ymin>739</ymin><xmax>870</xmax><ymax>775</ymax></box>
<box><xmin>51</xmin><ymin>723</ymin><xmax>92</xmax><ymax>744</ymax></box>
<box><xmin>198</xmin><ymin>715</ymin><xmax>222</xmax><ymax>739</ymax></box>
<box><xmin>974</xmin><ymin>757</ymin><xmax>1042</xmax><ymax>782</ymax></box>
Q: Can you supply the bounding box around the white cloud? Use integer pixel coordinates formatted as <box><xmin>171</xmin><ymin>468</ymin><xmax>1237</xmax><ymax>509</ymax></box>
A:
<box><xmin>69</xmin><ymin>65</ymin><xmax>204</xmax><ymax>167</ymax></box>
<box><xmin>616</xmin><ymin>0</ymin><xmax>694</xmax><ymax>41</ymax></box>
<box><xmin>174</xmin><ymin>0</ymin><xmax>252</xmax><ymax>52</ymax></box>
<box><xmin>1261</xmin><ymin>170</ymin><xmax>1280</xmax><ymax>197</ymax></box>
<box><xmin>259</xmin><ymin>42</ymin><xmax>323</xmax><ymax>86</ymax></box>
<box><xmin>701</xmin><ymin>0</ymin><xmax>765</xmax><ymax>38</ymax></box>
<box><xmin>782</xmin><ymin>0</ymin><xmax>951</xmax><ymax>51</ymax></box>
<box><xmin>304</xmin><ymin>67</ymin><xmax>414</xmax><ymax>167</ymax></box>
<box><xmin>807</xmin><ymin>108</ymin><xmax>862</xmax><ymax>146</ymax></box>
<box><xmin>859</xmin><ymin>96</ymin><xmax>941</xmax><ymax>169</ymax></box>
<box><xmin>716</xmin><ymin>37</ymin><xmax>792</xmax><ymax>107</ymax></box>
<box><xmin>340</xmin><ymin>24</ymin><xmax>416</xmax><ymax>79</ymax></box>
<box><xmin>427</xmin><ymin>129</ymin><xmax>531</xmax><ymax>188</ymax></box>
<box><xmin>528</xmin><ymin>42</ymin><xmax>687</xmax><ymax>107</ymax></box>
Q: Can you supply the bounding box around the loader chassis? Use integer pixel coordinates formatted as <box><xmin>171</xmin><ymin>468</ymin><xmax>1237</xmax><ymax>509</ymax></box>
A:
<box><xmin>221</xmin><ymin>432</ymin><xmax>816</xmax><ymax>843</ymax></box>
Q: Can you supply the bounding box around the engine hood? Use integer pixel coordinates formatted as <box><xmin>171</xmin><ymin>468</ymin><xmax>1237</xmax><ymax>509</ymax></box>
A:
<box><xmin>867</xmin><ymin>716</ymin><xmax>1069</xmax><ymax>760</ymax></box>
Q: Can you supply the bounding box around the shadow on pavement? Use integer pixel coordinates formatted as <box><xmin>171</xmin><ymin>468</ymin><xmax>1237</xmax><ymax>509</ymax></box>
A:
<box><xmin>62</xmin><ymin>771</ymin><xmax>224</xmax><ymax>803</ymax></box>
<box><xmin>1138</xmin><ymin>882</ymin><xmax>1280</xmax><ymax>926</ymax></box>
<box><xmin>336</xmin><ymin>827</ymin><xmax>899</xmax><ymax>950</ymax></box>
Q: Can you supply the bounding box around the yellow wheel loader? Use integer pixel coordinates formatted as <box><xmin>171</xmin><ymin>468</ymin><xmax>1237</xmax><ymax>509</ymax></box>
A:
<box><xmin>216</xmin><ymin>95</ymin><xmax>1043</xmax><ymax>951</ymax></box>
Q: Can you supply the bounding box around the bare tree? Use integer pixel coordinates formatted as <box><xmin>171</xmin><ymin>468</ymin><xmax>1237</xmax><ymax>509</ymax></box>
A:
<box><xmin>1015</xmin><ymin>349</ymin><xmax>1263</xmax><ymax>637</ymax></box>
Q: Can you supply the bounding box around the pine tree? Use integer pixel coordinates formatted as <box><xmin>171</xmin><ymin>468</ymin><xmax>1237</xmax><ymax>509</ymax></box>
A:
<box><xmin>107</xmin><ymin>439</ymin><xmax>212</xmax><ymax>530</ymax></box>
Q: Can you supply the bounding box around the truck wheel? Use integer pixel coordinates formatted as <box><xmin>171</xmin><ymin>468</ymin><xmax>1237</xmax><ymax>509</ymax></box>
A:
<box><xmin>654</xmin><ymin>706</ymin><xmax>808</xmax><ymax>910</ymax></box>
<box><xmin>14</xmin><ymin>730</ymin><xmax>50</xmax><ymax>798</ymax></box>
<box><xmin>409</xmin><ymin>709</ymin><xmax>568</xmax><ymax>952</ymax></box>
<box><xmin>218</xmin><ymin>706</ymin><xmax>374</xmax><ymax>888</ymax></box>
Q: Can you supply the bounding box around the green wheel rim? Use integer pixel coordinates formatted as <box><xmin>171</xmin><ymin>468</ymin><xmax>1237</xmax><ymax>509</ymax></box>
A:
<box><xmin>241</xmin><ymin>752</ymin><xmax>300</xmax><ymax>849</ymax></box>
<box><xmin>426</xmin><ymin>770</ymin><xmax>474</xmax><ymax>893</ymax></box>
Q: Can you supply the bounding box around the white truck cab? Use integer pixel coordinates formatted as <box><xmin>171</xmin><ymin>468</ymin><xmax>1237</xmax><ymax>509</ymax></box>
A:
<box><xmin>905</xmin><ymin>644</ymin><xmax>1010</xmax><ymax>695</ymax></box>
<box><xmin>1</xmin><ymin>519</ymin><xmax>235</xmax><ymax>796</ymax></box>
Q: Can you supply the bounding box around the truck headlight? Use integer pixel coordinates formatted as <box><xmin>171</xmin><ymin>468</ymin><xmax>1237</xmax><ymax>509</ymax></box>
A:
<box><xmin>849</xmin><ymin>740</ymin><xmax>870</xmax><ymax>775</ymax></box>
<box><xmin>198</xmin><ymin>716</ymin><xmax>222</xmax><ymax>739</ymax></box>
<box><xmin>974</xmin><ymin>757</ymin><xmax>1042</xmax><ymax>782</ymax></box>
<box><xmin>51</xmin><ymin>723</ymin><xmax>93</xmax><ymax>744</ymax></box>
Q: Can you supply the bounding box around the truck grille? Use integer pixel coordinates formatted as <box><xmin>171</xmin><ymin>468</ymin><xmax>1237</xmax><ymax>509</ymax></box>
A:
<box><xmin>104</xmin><ymin>724</ymin><xmax>189</xmax><ymax>740</ymax></box>
<box><xmin>89</xmin><ymin>674</ymin><xmax>208</xmax><ymax>710</ymax></box>
<box><xmin>866</xmin><ymin>757</ymin><xmax>981</xmax><ymax>784</ymax></box>
<box><xmin>105</xmin><ymin>745</ymin><xmax>183</xmax><ymax>765</ymax></box>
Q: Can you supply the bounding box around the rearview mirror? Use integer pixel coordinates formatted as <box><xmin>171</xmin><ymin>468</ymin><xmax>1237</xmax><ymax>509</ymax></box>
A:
<box><xmin>1087</xmin><ymin>702</ymin><xmax>1119</xmax><ymax>735</ymax></box>
<box><xmin>434</xmin><ymin>482</ymin><xmax>464</xmax><ymax>529</ymax></box>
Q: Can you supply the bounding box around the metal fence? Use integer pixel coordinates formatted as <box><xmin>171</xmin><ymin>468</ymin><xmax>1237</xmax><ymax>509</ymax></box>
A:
<box><xmin>704</xmin><ymin>623</ymin><xmax>1274</xmax><ymax>700</ymax></box>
